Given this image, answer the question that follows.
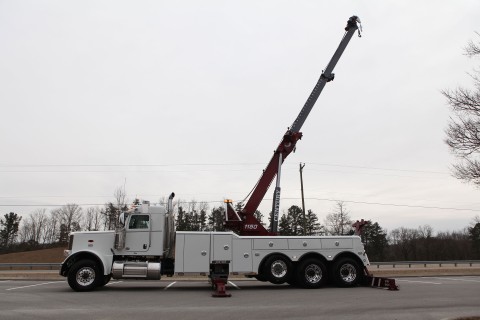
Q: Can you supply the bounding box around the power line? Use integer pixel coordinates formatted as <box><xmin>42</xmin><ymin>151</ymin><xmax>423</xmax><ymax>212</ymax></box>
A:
<box><xmin>0</xmin><ymin>200</ymin><xmax>226</xmax><ymax>207</ymax></box>
<box><xmin>2</xmin><ymin>197</ymin><xmax>479</xmax><ymax>212</ymax></box>
<box><xmin>284</xmin><ymin>197</ymin><xmax>480</xmax><ymax>212</ymax></box>
<box><xmin>0</xmin><ymin>162</ymin><xmax>450</xmax><ymax>175</ymax></box>
<box><xmin>0</xmin><ymin>168</ymin><xmax>451</xmax><ymax>180</ymax></box>
<box><xmin>307</xmin><ymin>162</ymin><xmax>449</xmax><ymax>175</ymax></box>
<box><xmin>0</xmin><ymin>163</ymin><xmax>264</xmax><ymax>168</ymax></box>
<box><xmin>304</xmin><ymin>168</ymin><xmax>450</xmax><ymax>180</ymax></box>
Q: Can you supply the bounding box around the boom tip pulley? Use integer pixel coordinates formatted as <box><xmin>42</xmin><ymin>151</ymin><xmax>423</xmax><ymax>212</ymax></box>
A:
<box><xmin>346</xmin><ymin>15</ymin><xmax>362</xmax><ymax>37</ymax></box>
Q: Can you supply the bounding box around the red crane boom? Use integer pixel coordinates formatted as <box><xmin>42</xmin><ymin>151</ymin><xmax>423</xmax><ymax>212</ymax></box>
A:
<box><xmin>225</xmin><ymin>16</ymin><xmax>362</xmax><ymax>236</ymax></box>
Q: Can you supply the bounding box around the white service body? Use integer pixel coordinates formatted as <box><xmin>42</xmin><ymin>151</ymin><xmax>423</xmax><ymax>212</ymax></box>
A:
<box><xmin>61</xmin><ymin>201</ymin><xmax>369</xmax><ymax>291</ymax></box>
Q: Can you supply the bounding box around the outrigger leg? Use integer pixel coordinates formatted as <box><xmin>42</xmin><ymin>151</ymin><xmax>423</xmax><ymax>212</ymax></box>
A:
<box><xmin>363</xmin><ymin>268</ymin><xmax>399</xmax><ymax>291</ymax></box>
<box><xmin>209</xmin><ymin>261</ymin><xmax>232</xmax><ymax>297</ymax></box>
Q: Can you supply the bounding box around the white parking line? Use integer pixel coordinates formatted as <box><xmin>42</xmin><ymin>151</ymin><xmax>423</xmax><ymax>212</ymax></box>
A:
<box><xmin>228</xmin><ymin>281</ymin><xmax>240</xmax><ymax>289</ymax></box>
<box><xmin>106</xmin><ymin>281</ymin><xmax>123</xmax><ymax>286</ymax></box>
<box><xmin>423</xmin><ymin>277</ymin><xmax>480</xmax><ymax>283</ymax></box>
<box><xmin>164</xmin><ymin>281</ymin><xmax>176</xmax><ymax>290</ymax></box>
<box><xmin>396</xmin><ymin>279</ymin><xmax>442</xmax><ymax>285</ymax></box>
<box><xmin>6</xmin><ymin>281</ymin><xmax>61</xmax><ymax>291</ymax></box>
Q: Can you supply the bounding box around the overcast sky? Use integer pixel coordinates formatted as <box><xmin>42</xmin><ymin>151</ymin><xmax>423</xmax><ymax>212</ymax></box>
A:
<box><xmin>1</xmin><ymin>1</ymin><xmax>480</xmax><ymax>233</ymax></box>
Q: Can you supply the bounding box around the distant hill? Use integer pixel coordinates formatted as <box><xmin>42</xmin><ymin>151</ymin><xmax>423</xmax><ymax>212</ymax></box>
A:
<box><xmin>0</xmin><ymin>247</ymin><xmax>66</xmax><ymax>263</ymax></box>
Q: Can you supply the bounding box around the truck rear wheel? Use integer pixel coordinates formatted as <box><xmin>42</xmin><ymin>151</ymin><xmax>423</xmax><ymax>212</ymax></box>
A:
<box><xmin>254</xmin><ymin>274</ymin><xmax>267</xmax><ymax>282</ymax></box>
<box><xmin>67</xmin><ymin>259</ymin><xmax>100</xmax><ymax>292</ymax></box>
<box><xmin>263</xmin><ymin>255</ymin><xmax>292</xmax><ymax>284</ymax></box>
<box><xmin>295</xmin><ymin>258</ymin><xmax>327</xmax><ymax>289</ymax></box>
<box><xmin>332</xmin><ymin>257</ymin><xmax>362</xmax><ymax>287</ymax></box>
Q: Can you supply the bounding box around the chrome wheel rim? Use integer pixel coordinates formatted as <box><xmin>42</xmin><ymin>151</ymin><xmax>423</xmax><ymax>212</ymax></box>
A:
<box><xmin>305</xmin><ymin>264</ymin><xmax>322</xmax><ymax>284</ymax></box>
<box><xmin>76</xmin><ymin>267</ymin><xmax>95</xmax><ymax>286</ymax></box>
<box><xmin>339</xmin><ymin>263</ymin><xmax>356</xmax><ymax>283</ymax></box>
<box><xmin>271</xmin><ymin>260</ymin><xmax>288</xmax><ymax>278</ymax></box>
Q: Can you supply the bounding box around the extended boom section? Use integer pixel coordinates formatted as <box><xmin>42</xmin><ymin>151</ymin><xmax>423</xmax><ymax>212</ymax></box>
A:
<box><xmin>225</xmin><ymin>16</ymin><xmax>362</xmax><ymax>236</ymax></box>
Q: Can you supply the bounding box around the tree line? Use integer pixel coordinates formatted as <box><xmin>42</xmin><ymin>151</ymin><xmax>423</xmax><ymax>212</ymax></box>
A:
<box><xmin>1</xmin><ymin>196</ymin><xmax>479</xmax><ymax>261</ymax></box>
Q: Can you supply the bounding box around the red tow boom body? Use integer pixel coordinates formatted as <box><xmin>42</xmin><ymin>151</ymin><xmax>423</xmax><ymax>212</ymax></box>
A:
<box><xmin>225</xmin><ymin>16</ymin><xmax>362</xmax><ymax>236</ymax></box>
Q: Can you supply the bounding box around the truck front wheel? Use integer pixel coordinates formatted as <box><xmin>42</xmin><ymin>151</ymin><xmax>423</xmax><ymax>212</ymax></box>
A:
<box><xmin>67</xmin><ymin>259</ymin><xmax>100</xmax><ymax>292</ymax></box>
<box><xmin>263</xmin><ymin>255</ymin><xmax>292</xmax><ymax>284</ymax></box>
<box><xmin>98</xmin><ymin>274</ymin><xmax>111</xmax><ymax>287</ymax></box>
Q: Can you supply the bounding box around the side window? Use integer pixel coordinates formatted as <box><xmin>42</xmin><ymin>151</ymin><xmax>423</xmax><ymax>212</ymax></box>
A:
<box><xmin>128</xmin><ymin>215</ymin><xmax>150</xmax><ymax>229</ymax></box>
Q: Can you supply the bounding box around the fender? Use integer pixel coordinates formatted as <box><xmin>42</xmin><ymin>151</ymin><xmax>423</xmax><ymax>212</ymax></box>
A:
<box><xmin>332</xmin><ymin>251</ymin><xmax>366</xmax><ymax>267</ymax></box>
<box><xmin>60</xmin><ymin>250</ymin><xmax>113</xmax><ymax>276</ymax></box>
<box><xmin>257</xmin><ymin>252</ymin><xmax>291</xmax><ymax>274</ymax></box>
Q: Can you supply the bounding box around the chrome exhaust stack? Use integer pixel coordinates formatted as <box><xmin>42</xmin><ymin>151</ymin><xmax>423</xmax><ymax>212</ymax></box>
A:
<box><xmin>163</xmin><ymin>192</ymin><xmax>176</xmax><ymax>259</ymax></box>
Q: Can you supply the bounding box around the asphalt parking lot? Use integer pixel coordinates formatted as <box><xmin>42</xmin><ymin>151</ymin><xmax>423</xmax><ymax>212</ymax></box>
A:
<box><xmin>1</xmin><ymin>276</ymin><xmax>479</xmax><ymax>320</ymax></box>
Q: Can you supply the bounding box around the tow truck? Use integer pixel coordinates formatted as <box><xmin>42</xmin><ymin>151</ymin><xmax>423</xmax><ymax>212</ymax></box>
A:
<box><xmin>60</xmin><ymin>16</ymin><xmax>398</xmax><ymax>295</ymax></box>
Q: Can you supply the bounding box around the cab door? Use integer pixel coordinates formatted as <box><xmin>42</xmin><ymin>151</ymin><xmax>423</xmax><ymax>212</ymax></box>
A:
<box><xmin>125</xmin><ymin>214</ymin><xmax>151</xmax><ymax>252</ymax></box>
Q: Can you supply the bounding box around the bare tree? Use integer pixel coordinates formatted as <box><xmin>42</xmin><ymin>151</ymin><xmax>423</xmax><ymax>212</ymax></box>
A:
<box><xmin>102</xmin><ymin>187</ymin><xmax>129</xmax><ymax>230</ymax></box>
<box><xmin>114</xmin><ymin>186</ymin><xmax>127</xmax><ymax>209</ymax></box>
<box><xmin>471</xmin><ymin>215</ymin><xmax>480</xmax><ymax>226</ymax></box>
<box><xmin>29</xmin><ymin>209</ymin><xmax>48</xmax><ymax>244</ymax></box>
<box><xmin>417</xmin><ymin>225</ymin><xmax>433</xmax><ymax>238</ymax></box>
<box><xmin>389</xmin><ymin>227</ymin><xmax>420</xmax><ymax>260</ymax></box>
<box><xmin>82</xmin><ymin>207</ymin><xmax>93</xmax><ymax>231</ymax></box>
<box><xmin>112</xmin><ymin>186</ymin><xmax>128</xmax><ymax>229</ymax></box>
<box><xmin>324</xmin><ymin>201</ymin><xmax>352</xmax><ymax>235</ymax></box>
<box><xmin>82</xmin><ymin>207</ymin><xmax>103</xmax><ymax>231</ymax></box>
<box><xmin>57</xmin><ymin>204</ymin><xmax>83</xmax><ymax>233</ymax></box>
<box><xmin>465</xmin><ymin>32</ymin><xmax>480</xmax><ymax>56</ymax></box>
<box><xmin>17</xmin><ymin>211</ymin><xmax>46</xmax><ymax>244</ymax></box>
<box><xmin>443</xmin><ymin>33</ymin><xmax>480</xmax><ymax>186</ymax></box>
<box><xmin>92</xmin><ymin>207</ymin><xmax>103</xmax><ymax>231</ymax></box>
<box><xmin>17</xmin><ymin>220</ymin><xmax>31</xmax><ymax>243</ymax></box>
<box><xmin>44</xmin><ymin>210</ymin><xmax>61</xmax><ymax>243</ymax></box>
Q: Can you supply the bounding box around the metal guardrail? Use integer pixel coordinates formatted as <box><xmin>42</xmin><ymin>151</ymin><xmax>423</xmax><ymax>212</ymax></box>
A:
<box><xmin>0</xmin><ymin>263</ymin><xmax>61</xmax><ymax>270</ymax></box>
<box><xmin>369</xmin><ymin>260</ymin><xmax>480</xmax><ymax>268</ymax></box>
<box><xmin>1</xmin><ymin>261</ymin><xmax>480</xmax><ymax>270</ymax></box>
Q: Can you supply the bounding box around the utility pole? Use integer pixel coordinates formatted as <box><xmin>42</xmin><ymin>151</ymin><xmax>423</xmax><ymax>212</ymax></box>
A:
<box><xmin>299</xmin><ymin>163</ymin><xmax>306</xmax><ymax>235</ymax></box>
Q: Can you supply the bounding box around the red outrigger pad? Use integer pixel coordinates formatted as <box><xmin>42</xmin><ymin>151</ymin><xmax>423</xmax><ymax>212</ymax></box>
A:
<box><xmin>364</xmin><ymin>273</ymin><xmax>399</xmax><ymax>291</ymax></box>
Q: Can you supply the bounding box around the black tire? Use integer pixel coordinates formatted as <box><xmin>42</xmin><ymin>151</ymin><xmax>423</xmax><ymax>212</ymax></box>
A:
<box><xmin>286</xmin><ymin>277</ymin><xmax>298</xmax><ymax>287</ymax></box>
<box><xmin>254</xmin><ymin>274</ymin><xmax>268</xmax><ymax>282</ymax></box>
<box><xmin>67</xmin><ymin>259</ymin><xmax>100</xmax><ymax>292</ymax></box>
<box><xmin>263</xmin><ymin>255</ymin><xmax>292</xmax><ymax>284</ymax></box>
<box><xmin>98</xmin><ymin>274</ymin><xmax>111</xmax><ymax>287</ymax></box>
<box><xmin>295</xmin><ymin>258</ymin><xmax>327</xmax><ymax>289</ymax></box>
<box><xmin>332</xmin><ymin>257</ymin><xmax>362</xmax><ymax>287</ymax></box>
